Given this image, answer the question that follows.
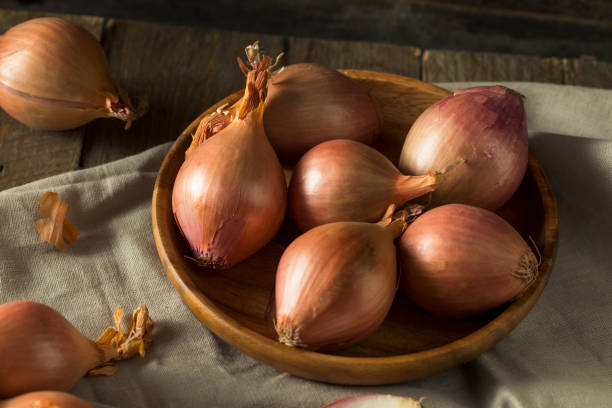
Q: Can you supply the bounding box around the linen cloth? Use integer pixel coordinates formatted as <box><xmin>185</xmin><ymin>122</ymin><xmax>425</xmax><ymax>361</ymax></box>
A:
<box><xmin>1</xmin><ymin>82</ymin><xmax>611</xmax><ymax>408</ymax></box>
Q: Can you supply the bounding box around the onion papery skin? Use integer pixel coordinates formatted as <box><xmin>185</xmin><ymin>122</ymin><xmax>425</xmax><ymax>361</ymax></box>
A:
<box><xmin>397</xmin><ymin>204</ymin><xmax>538</xmax><ymax>318</ymax></box>
<box><xmin>289</xmin><ymin>139</ymin><xmax>437</xmax><ymax>231</ymax></box>
<box><xmin>0</xmin><ymin>17</ymin><xmax>135</xmax><ymax>130</ymax></box>
<box><xmin>172</xmin><ymin>106</ymin><xmax>287</xmax><ymax>269</ymax></box>
<box><xmin>0</xmin><ymin>301</ymin><xmax>115</xmax><ymax>398</ymax></box>
<box><xmin>275</xmin><ymin>220</ymin><xmax>402</xmax><ymax>350</ymax></box>
<box><xmin>264</xmin><ymin>63</ymin><xmax>382</xmax><ymax>160</ymax></box>
<box><xmin>0</xmin><ymin>391</ymin><xmax>93</xmax><ymax>408</ymax></box>
<box><xmin>399</xmin><ymin>85</ymin><xmax>527</xmax><ymax>210</ymax></box>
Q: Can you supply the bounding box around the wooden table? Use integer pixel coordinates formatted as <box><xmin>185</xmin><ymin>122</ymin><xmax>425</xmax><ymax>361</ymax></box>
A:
<box><xmin>1</xmin><ymin>8</ymin><xmax>611</xmax><ymax>191</ymax></box>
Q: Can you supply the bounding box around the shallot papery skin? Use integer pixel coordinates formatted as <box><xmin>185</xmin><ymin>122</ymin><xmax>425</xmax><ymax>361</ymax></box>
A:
<box><xmin>0</xmin><ymin>301</ymin><xmax>115</xmax><ymax>398</ymax></box>
<box><xmin>398</xmin><ymin>204</ymin><xmax>538</xmax><ymax>318</ymax></box>
<box><xmin>0</xmin><ymin>391</ymin><xmax>93</xmax><ymax>408</ymax></box>
<box><xmin>264</xmin><ymin>63</ymin><xmax>382</xmax><ymax>160</ymax></box>
<box><xmin>399</xmin><ymin>85</ymin><xmax>527</xmax><ymax>210</ymax></box>
<box><xmin>0</xmin><ymin>17</ymin><xmax>142</xmax><ymax>130</ymax></box>
<box><xmin>275</xmin><ymin>215</ymin><xmax>405</xmax><ymax>350</ymax></box>
<box><xmin>0</xmin><ymin>301</ymin><xmax>153</xmax><ymax>398</ymax></box>
<box><xmin>289</xmin><ymin>139</ymin><xmax>437</xmax><ymax>231</ymax></box>
<box><xmin>172</xmin><ymin>105</ymin><xmax>287</xmax><ymax>269</ymax></box>
<box><xmin>323</xmin><ymin>394</ymin><xmax>423</xmax><ymax>408</ymax></box>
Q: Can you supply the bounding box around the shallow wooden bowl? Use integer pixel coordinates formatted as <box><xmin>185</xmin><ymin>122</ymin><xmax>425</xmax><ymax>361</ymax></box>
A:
<box><xmin>152</xmin><ymin>70</ymin><xmax>559</xmax><ymax>385</ymax></box>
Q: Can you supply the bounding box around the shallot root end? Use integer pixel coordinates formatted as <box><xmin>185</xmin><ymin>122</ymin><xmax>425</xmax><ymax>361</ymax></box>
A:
<box><xmin>512</xmin><ymin>250</ymin><xmax>539</xmax><ymax>288</ymax></box>
<box><xmin>276</xmin><ymin>326</ymin><xmax>305</xmax><ymax>348</ymax></box>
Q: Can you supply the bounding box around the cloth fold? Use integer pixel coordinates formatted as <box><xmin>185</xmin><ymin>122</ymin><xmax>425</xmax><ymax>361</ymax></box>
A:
<box><xmin>1</xmin><ymin>82</ymin><xmax>611</xmax><ymax>408</ymax></box>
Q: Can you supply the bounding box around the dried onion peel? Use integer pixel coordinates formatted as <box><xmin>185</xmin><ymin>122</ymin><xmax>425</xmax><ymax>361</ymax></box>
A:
<box><xmin>34</xmin><ymin>191</ymin><xmax>80</xmax><ymax>251</ymax></box>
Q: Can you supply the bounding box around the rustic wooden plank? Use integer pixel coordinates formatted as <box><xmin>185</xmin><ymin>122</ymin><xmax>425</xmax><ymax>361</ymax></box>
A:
<box><xmin>422</xmin><ymin>49</ymin><xmax>612</xmax><ymax>90</ymax></box>
<box><xmin>421</xmin><ymin>49</ymin><xmax>566</xmax><ymax>84</ymax></box>
<box><xmin>0</xmin><ymin>8</ymin><xmax>103</xmax><ymax>36</ymax></box>
<box><xmin>0</xmin><ymin>9</ymin><xmax>104</xmax><ymax>191</ymax></box>
<box><xmin>408</xmin><ymin>0</ymin><xmax>612</xmax><ymax>23</ymax></box>
<box><xmin>285</xmin><ymin>37</ymin><xmax>421</xmax><ymax>77</ymax></box>
<box><xmin>4</xmin><ymin>1</ymin><xmax>612</xmax><ymax>63</ymax></box>
<box><xmin>562</xmin><ymin>56</ymin><xmax>612</xmax><ymax>89</ymax></box>
<box><xmin>80</xmin><ymin>20</ymin><xmax>283</xmax><ymax>167</ymax></box>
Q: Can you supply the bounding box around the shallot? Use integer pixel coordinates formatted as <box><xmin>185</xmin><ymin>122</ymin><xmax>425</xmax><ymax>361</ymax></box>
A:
<box><xmin>323</xmin><ymin>394</ymin><xmax>423</xmax><ymax>408</ymax></box>
<box><xmin>397</xmin><ymin>204</ymin><xmax>539</xmax><ymax>318</ymax></box>
<box><xmin>0</xmin><ymin>391</ymin><xmax>93</xmax><ymax>408</ymax></box>
<box><xmin>275</xmin><ymin>206</ymin><xmax>407</xmax><ymax>350</ymax></box>
<box><xmin>264</xmin><ymin>62</ymin><xmax>381</xmax><ymax>159</ymax></box>
<box><xmin>399</xmin><ymin>85</ymin><xmax>527</xmax><ymax>210</ymax></box>
<box><xmin>186</xmin><ymin>42</ymin><xmax>381</xmax><ymax>160</ymax></box>
<box><xmin>289</xmin><ymin>139</ymin><xmax>438</xmax><ymax>231</ymax></box>
<box><xmin>0</xmin><ymin>301</ymin><xmax>153</xmax><ymax>398</ymax></box>
<box><xmin>0</xmin><ymin>17</ymin><xmax>144</xmax><ymax>130</ymax></box>
<box><xmin>173</xmin><ymin>44</ymin><xmax>286</xmax><ymax>269</ymax></box>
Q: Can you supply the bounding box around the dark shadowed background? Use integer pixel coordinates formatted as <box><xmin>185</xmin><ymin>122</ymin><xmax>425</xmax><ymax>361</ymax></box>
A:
<box><xmin>2</xmin><ymin>0</ymin><xmax>612</xmax><ymax>62</ymax></box>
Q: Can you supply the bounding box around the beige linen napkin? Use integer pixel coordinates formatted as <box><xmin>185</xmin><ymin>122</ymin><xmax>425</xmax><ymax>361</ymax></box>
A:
<box><xmin>1</xmin><ymin>82</ymin><xmax>610</xmax><ymax>407</ymax></box>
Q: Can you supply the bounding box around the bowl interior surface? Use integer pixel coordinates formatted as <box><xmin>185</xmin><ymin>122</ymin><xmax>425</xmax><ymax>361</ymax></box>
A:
<box><xmin>152</xmin><ymin>70</ymin><xmax>558</xmax><ymax>385</ymax></box>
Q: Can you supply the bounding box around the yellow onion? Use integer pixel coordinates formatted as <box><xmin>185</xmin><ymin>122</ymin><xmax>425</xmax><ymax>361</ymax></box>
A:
<box><xmin>185</xmin><ymin>42</ymin><xmax>381</xmax><ymax>161</ymax></box>
<box><xmin>323</xmin><ymin>394</ymin><xmax>423</xmax><ymax>408</ymax></box>
<box><xmin>399</xmin><ymin>85</ymin><xmax>527</xmax><ymax>210</ymax></box>
<box><xmin>172</xmin><ymin>51</ymin><xmax>287</xmax><ymax>269</ymax></box>
<box><xmin>289</xmin><ymin>139</ymin><xmax>438</xmax><ymax>231</ymax></box>
<box><xmin>275</xmin><ymin>207</ymin><xmax>406</xmax><ymax>350</ymax></box>
<box><xmin>0</xmin><ymin>301</ymin><xmax>153</xmax><ymax>398</ymax></box>
<box><xmin>398</xmin><ymin>204</ymin><xmax>538</xmax><ymax>318</ymax></box>
<box><xmin>0</xmin><ymin>17</ymin><xmax>144</xmax><ymax>130</ymax></box>
<box><xmin>0</xmin><ymin>391</ymin><xmax>93</xmax><ymax>408</ymax></box>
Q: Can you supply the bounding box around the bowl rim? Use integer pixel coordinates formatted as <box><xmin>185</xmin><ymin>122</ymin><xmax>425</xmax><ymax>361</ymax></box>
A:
<box><xmin>152</xmin><ymin>70</ymin><xmax>559</xmax><ymax>385</ymax></box>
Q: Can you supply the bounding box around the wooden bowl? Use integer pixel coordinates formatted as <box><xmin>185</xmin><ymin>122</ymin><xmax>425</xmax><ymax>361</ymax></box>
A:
<box><xmin>152</xmin><ymin>70</ymin><xmax>559</xmax><ymax>385</ymax></box>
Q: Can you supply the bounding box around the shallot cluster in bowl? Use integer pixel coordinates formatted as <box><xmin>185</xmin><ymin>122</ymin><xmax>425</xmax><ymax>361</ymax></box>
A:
<box><xmin>154</xmin><ymin>41</ymin><xmax>557</xmax><ymax>384</ymax></box>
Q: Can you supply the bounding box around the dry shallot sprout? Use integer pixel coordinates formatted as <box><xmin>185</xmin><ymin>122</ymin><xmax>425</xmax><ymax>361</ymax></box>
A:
<box><xmin>34</xmin><ymin>191</ymin><xmax>80</xmax><ymax>251</ymax></box>
<box><xmin>88</xmin><ymin>304</ymin><xmax>154</xmax><ymax>376</ymax></box>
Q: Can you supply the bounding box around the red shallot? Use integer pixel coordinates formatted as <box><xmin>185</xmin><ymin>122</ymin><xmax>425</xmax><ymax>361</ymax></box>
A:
<box><xmin>185</xmin><ymin>42</ymin><xmax>381</xmax><ymax>161</ymax></box>
<box><xmin>264</xmin><ymin>62</ymin><xmax>381</xmax><ymax>159</ymax></box>
<box><xmin>173</xmin><ymin>47</ymin><xmax>286</xmax><ymax>269</ymax></box>
<box><xmin>275</xmin><ymin>206</ymin><xmax>407</xmax><ymax>350</ymax></box>
<box><xmin>0</xmin><ymin>17</ymin><xmax>144</xmax><ymax>130</ymax></box>
<box><xmin>323</xmin><ymin>394</ymin><xmax>423</xmax><ymax>408</ymax></box>
<box><xmin>0</xmin><ymin>301</ymin><xmax>153</xmax><ymax>398</ymax></box>
<box><xmin>399</xmin><ymin>85</ymin><xmax>527</xmax><ymax>210</ymax></box>
<box><xmin>0</xmin><ymin>391</ymin><xmax>93</xmax><ymax>408</ymax></box>
<box><xmin>289</xmin><ymin>139</ymin><xmax>438</xmax><ymax>231</ymax></box>
<box><xmin>397</xmin><ymin>204</ymin><xmax>539</xmax><ymax>318</ymax></box>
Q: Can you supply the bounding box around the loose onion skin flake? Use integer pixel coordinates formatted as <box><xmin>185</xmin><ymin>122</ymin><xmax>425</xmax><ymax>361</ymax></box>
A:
<box><xmin>397</xmin><ymin>204</ymin><xmax>539</xmax><ymax>318</ymax></box>
<box><xmin>34</xmin><ymin>191</ymin><xmax>80</xmax><ymax>251</ymax></box>
<box><xmin>399</xmin><ymin>85</ymin><xmax>527</xmax><ymax>210</ymax></box>
<box><xmin>0</xmin><ymin>17</ymin><xmax>145</xmax><ymax>130</ymax></box>
<box><xmin>0</xmin><ymin>301</ymin><xmax>153</xmax><ymax>398</ymax></box>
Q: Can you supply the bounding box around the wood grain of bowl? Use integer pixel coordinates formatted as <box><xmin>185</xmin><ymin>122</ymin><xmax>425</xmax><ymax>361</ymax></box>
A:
<box><xmin>152</xmin><ymin>70</ymin><xmax>559</xmax><ymax>385</ymax></box>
